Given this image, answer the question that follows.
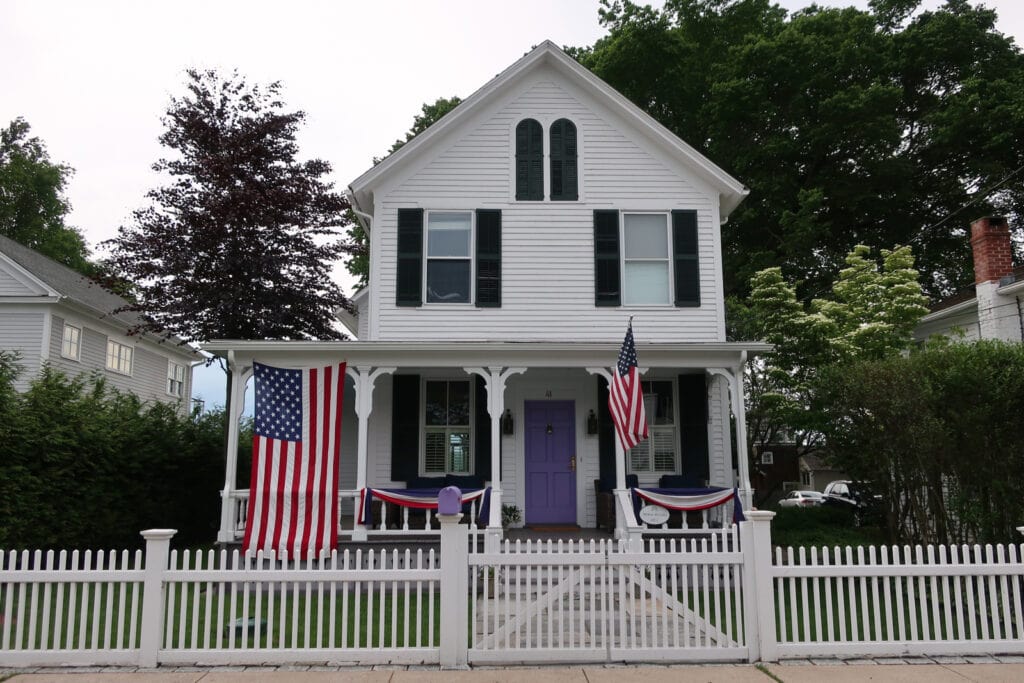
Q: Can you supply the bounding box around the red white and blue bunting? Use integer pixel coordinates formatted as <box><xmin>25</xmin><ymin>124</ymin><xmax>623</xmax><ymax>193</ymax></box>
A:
<box><xmin>359</xmin><ymin>487</ymin><xmax>491</xmax><ymax>527</ymax></box>
<box><xmin>630</xmin><ymin>487</ymin><xmax>744</xmax><ymax>525</ymax></box>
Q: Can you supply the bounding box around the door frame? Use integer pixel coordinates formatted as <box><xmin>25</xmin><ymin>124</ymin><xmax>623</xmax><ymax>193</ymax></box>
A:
<box><xmin>523</xmin><ymin>399</ymin><xmax>577</xmax><ymax>525</ymax></box>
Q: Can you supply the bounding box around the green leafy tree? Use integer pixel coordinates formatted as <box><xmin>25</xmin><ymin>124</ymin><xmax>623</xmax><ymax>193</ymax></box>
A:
<box><xmin>106</xmin><ymin>70</ymin><xmax>353</xmax><ymax>342</ymax></box>
<box><xmin>0</xmin><ymin>118</ymin><xmax>92</xmax><ymax>274</ymax></box>
<box><xmin>345</xmin><ymin>96</ymin><xmax>462</xmax><ymax>288</ymax></box>
<box><xmin>737</xmin><ymin>244</ymin><xmax>929</xmax><ymax>455</ymax></box>
<box><xmin>576</xmin><ymin>0</ymin><xmax>1024</xmax><ymax>299</ymax></box>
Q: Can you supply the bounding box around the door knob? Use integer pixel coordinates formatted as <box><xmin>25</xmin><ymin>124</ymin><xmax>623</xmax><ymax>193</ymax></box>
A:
<box><xmin>569</xmin><ymin>455</ymin><xmax>576</xmax><ymax>472</ymax></box>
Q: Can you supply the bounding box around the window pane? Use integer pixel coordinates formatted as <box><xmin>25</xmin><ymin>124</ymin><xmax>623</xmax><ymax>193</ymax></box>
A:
<box><xmin>425</xmin><ymin>431</ymin><xmax>447</xmax><ymax>472</ymax></box>
<box><xmin>629</xmin><ymin>440</ymin><xmax>651</xmax><ymax>472</ymax></box>
<box><xmin>425</xmin><ymin>381</ymin><xmax>447</xmax><ymax>425</ymax></box>
<box><xmin>426</xmin><ymin>260</ymin><xmax>470</xmax><ymax>303</ymax></box>
<box><xmin>448</xmin><ymin>431</ymin><xmax>471</xmax><ymax>472</ymax></box>
<box><xmin>624</xmin><ymin>262</ymin><xmax>669</xmax><ymax>304</ymax></box>
<box><xmin>643</xmin><ymin>381</ymin><xmax>674</xmax><ymax>425</ymax></box>
<box><xmin>652</xmin><ymin>428</ymin><xmax>676</xmax><ymax>471</ymax></box>
<box><xmin>624</xmin><ymin>214</ymin><xmax>668</xmax><ymax>258</ymax></box>
<box><xmin>427</xmin><ymin>212</ymin><xmax>471</xmax><ymax>257</ymax></box>
<box><xmin>447</xmin><ymin>381</ymin><xmax>470</xmax><ymax>426</ymax></box>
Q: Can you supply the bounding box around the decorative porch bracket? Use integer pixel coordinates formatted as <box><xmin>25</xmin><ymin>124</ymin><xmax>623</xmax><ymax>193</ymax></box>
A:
<box><xmin>218</xmin><ymin>351</ymin><xmax>253</xmax><ymax>543</ymax></box>
<box><xmin>707</xmin><ymin>357</ymin><xmax>753</xmax><ymax>510</ymax></box>
<box><xmin>465</xmin><ymin>366</ymin><xmax>526</xmax><ymax>537</ymax></box>
<box><xmin>346</xmin><ymin>365</ymin><xmax>395</xmax><ymax>541</ymax></box>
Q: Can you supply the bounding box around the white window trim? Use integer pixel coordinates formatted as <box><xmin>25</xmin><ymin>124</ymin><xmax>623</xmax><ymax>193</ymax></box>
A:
<box><xmin>621</xmin><ymin>211</ymin><xmax>674</xmax><ymax>307</ymax></box>
<box><xmin>105</xmin><ymin>339</ymin><xmax>134</xmax><ymax>376</ymax></box>
<box><xmin>627</xmin><ymin>378</ymin><xmax>680</xmax><ymax>475</ymax></box>
<box><xmin>419</xmin><ymin>378</ymin><xmax>475</xmax><ymax>476</ymax></box>
<box><xmin>60</xmin><ymin>322</ymin><xmax>82</xmax><ymax>361</ymax></box>
<box><xmin>423</xmin><ymin>209</ymin><xmax>475</xmax><ymax>306</ymax></box>
<box><xmin>167</xmin><ymin>360</ymin><xmax>186</xmax><ymax>398</ymax></box>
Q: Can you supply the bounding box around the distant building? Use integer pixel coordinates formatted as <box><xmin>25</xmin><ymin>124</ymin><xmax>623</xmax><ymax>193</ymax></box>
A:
<box><xmin>915</xmin><ymin>216</ymin><xmax>1024</xmax><ymax>343</ymax></box>
<box><xmin>0</xmin><ymin>234</ymin><xmax>197</xmax><ymax>411</ymax></box>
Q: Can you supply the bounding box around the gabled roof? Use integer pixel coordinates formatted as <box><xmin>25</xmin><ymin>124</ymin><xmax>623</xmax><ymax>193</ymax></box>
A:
<box><xmin>0</xmin><ymin>234</ymin><xmax>197</xmax><ymax>357</ymax></box>
<box><xmin>347</xmin><ymin>40</ymin><xmax>748</xmax><ymax>224</ymax></box>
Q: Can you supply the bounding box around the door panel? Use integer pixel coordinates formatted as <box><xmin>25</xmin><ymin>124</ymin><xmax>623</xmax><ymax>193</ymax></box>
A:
<box><xmin>524</xmin><ymin>401</ymin><xmax>577</xmax><ymax>524</ymax></box>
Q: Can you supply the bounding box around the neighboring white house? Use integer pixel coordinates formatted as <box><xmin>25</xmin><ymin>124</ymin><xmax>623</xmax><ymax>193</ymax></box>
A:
<box><xmin>914</xmin><ymin>216</ymin><xmax>1024</xmax><ymax>344</ymax></box>
<box><xmin>0</xmin><ymin>234</ymin><xmax>197</xmax><ymax>410</ymax></box>
<box><xmin>207</xmin><ymin>41</ymin><xmax>770</xmax><ymax>543</ymax></box>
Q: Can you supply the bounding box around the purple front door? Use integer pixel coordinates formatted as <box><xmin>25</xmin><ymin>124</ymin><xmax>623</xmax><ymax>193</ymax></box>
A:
<box><xmin>524</xmin><ymin>401</ymin><xmax>577</xmax><ymax>525</ymax></box>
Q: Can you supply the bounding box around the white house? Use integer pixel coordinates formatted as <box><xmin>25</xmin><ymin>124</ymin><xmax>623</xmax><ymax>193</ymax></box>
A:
<box><xmin>0</xmin><ymin>234</ymin><xmax>197</xmax><ymax>409</ymax></box>
<box><xmin>915</xmin><ymin>216</ymin><xmax>1024</xmax><ymax>344</ymax></box>
<box><xmin>207</xmin><ymin>42</ymin><xmax>769</xmax><ymax>544</ymax></box>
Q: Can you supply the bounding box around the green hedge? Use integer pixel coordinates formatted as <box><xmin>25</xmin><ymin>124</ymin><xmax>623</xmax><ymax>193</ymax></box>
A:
<box><xmin>0</xmin><ymin>351</ymin><xmax>232</xmax><ymax>549</ymax></box>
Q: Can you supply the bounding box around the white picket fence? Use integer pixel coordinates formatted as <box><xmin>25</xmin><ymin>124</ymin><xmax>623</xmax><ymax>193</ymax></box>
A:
<box><xmin>3</xmin><ymin>512</ymin><xmax>1024</xmax><ymax>668</ymax></box>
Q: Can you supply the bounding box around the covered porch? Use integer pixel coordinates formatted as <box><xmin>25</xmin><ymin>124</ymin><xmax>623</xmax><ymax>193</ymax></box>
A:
<box><xmin>203</xmin><ymin>340</ymin><xmax>770</xmax><ymax>549</ymax></box>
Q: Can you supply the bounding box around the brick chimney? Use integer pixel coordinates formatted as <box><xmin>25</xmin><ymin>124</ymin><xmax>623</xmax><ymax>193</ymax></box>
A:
<box><xmin>970</xmin><ymin>216</ymin><xmax>1013</xmax><ymax>285</ymax></box>
<box><xmin>969</xmin><ymin>215</ymin><xmax>1021</xmax><ymax>342</ymax></box>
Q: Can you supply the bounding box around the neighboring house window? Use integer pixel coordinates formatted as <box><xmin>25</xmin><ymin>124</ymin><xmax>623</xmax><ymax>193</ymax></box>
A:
<box><xmin>106</xmin><ymin>340</ymin><xmax>133</xmax><ymax>375</ymax></box>
<box><xmin>549</xmin><ymin>118</ymin><xmax>578</xmax><ymax>201</ymax></box>
<box><xmin>623</xmin><ymin>213</ymin><xmax>671</xmax><ymax>305</ymax></box>
<box><xmin>628</xmin><ymin>380</ymin><xmax>677</xmax><ymax>473</ymax></box>
<box><xmin>515</xmin><ymin>118</ymin><xmax>543</xmax><ymax>200</ymax></box>
<box><xmin>61</xmin><ymin>323</ymin><xmax>81</xmax><ymax>360</ymax></box>
<box><xmin>423</xmin><ymin>380</ymin><xmax>472</xmax><ymax>474</ymax></box>
<box><xmin>167</xmin><ymin>361</ymin><xmax>186</xmax><ymax>397</ymax></box>
<box><xmin>425</xmin><ymin>211</ymin><xmax>472</xmax><ymax>303</ymax></box>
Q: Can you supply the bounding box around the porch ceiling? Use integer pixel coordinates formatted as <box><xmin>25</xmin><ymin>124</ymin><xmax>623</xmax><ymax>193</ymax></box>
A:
<box><xmin>202</xmin><ymin>340</ymin><xmax>772</xmax><ymax>369</ymax></box>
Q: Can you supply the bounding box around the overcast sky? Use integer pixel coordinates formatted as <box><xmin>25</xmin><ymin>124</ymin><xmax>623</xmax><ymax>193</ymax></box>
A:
<box><xmin>3</xmin><ymin>0</ymin><xmax>1023</xmax><ymax>408</ymax></box>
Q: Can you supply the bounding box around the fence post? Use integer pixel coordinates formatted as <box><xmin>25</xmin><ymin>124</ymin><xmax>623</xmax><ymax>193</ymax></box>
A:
<box><xmin>138</xmin><ymin>529</ymin><xmax>176</xmax><ymax>668</ymax></box>
<box><xmin>741</xmin><ymin>511</ymin><xmax>776</xmax><ymax>663</ymax></box>
<box><xmin>438</xmin><ymin>512</ymin><xmax>469</xmax><ymax>668</ymax></box>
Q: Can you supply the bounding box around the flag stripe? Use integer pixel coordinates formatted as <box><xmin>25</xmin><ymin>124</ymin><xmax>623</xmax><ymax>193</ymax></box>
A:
<box><xmin>609</xmin><ymin>323</ymin><xmax>648</xmax><ymax>453</ymax></box>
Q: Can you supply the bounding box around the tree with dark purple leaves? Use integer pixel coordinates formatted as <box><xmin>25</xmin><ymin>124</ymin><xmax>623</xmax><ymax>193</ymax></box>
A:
<box><xmin>106</xmin><ymin>69</ymin><xmax>354</xmax><ymax>343</ymax></box>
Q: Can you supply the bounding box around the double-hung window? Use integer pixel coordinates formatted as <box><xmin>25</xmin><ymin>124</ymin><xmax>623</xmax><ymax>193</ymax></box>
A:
<box><xmin>623</xmin><ymin>213</ymin><xmax>671</xmax><ymax>305</ymax></box>
<box><xmin>61</xmin><ymin>323</ymin><xmax>81</xmax><ymax>360</ymax></box>
<box><xmin>426</xmin><ymin>212</ymin><xmax>472</xmax><ymax>303</ymax></box>
<box><xmin>106</xmin><ymin>339</ymin><xmax>133</xmax><ymax>375</ymax></box>
<box><xmin>167</xmin><ymin>361</ymin><xmax>186</xmax><ymax>397</ymax></box>
<box><xmin>423</xmin><ymin>380</ymin><xmax>472</xmax><ymax>474</ymax></box>
<box><xmin>628</xmin><ymin>380</ymin><xmax>677</xmax><ymax>473</ymax></box>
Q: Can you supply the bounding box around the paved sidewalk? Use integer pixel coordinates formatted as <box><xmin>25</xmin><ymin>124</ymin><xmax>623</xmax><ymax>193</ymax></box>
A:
<box><xmin>5</xmin><ymin>660</ymin><xmax>1024</xmax><ymax>683</ymax></box>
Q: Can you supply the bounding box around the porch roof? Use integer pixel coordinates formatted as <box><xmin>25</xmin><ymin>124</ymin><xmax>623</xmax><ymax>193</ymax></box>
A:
<box><xmin>202</xmin><ymin>340</ymin><xmax>772</xmax><ymax>369</ymax></box>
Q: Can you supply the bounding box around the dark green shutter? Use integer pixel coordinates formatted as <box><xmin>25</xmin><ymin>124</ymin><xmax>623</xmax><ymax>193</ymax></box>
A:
<box><xmin>594</xmin><ymin>210</ymin><xmax>620</xmax><ymax>306</ymax></box>
<box><xmin>597</xmin><ymin>376</ymin><xmax>616</xmax><ymax>491</ymax></box>
<box><xmin>475</xmin><ymin>209</ymin><xmax>501</xmax><ymax>307</ymax></box>
<box><xmin>678</xmin><ymin>374</ymin><xmax>709</xmax><ymax>483</ymax></box>
<box><xmin>474</xmin><ymin>376</ymin><xmax>492</xmax><ymax>480</ymax></box>
<box><xmin>550</xmin><ymin>119</ymin><xmax>578</xmax><ymax>201</ymax></box>
<box><xmin>672</xmin><ymin>210</ymin><xmax>700</xmax><ymax>307</ymax></box>
<box><xmin>515</xmin><ymin>119</ymin><xmax>543</xmax><ymax>201</ymax></box>
<box><xmin>396</xmin><ymin>209</ymin><xmax>423</xmax><ymax>306</ymax></box>
<box><xmin>391</xmin><ymin>375</ymin><xmax>420</xmax><ymax>481</ymax></box>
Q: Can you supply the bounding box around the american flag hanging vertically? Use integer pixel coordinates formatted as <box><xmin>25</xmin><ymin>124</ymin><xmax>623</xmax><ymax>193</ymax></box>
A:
<box><xmin>243</xmin><ymin>361</ymin><xmax>345</xmax><ymax>558</ymax></box>
<box><xmin>609</xmin><ymin>320</ymin><xmax>649</xmax><ymax>452</ymax></box>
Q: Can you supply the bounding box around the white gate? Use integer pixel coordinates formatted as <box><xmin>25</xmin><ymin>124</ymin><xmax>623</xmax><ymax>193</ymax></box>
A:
<box><xmin>467</xmin><ymin>529</ymin><xmax>749</xmax><ymax>664</ymax></box>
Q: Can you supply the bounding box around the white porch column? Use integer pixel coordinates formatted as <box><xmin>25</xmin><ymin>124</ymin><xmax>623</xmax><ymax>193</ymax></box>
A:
<box><xmin>586</xmin><ymin>367</ymin><xmax>629</xmax><ymax>539</ymax></box>
<box><xmin>218</xmin><ymin>354</ymin><xmax>252</xmax><ymax>543</ymax></box>
<box><xmin>708</xmin><ymin>362</ymin><xmax>753</xmax><ymax>509</ymax></box>
<box><xmin>346</xmin><ymin>365</ymin><xmax>395</xmax><ymax>542</ymax></box>
<box><xmin>465</xmin><ymin>366</ymin><xmax>526</xmax><ymax>542</ymax></box>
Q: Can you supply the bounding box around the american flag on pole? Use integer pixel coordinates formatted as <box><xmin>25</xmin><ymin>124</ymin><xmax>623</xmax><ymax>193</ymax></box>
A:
<box><xmin>243</xmin><ymin>362</ymin><xmax>345</xmax><ymax>558</ymax></box>
<box><xmin>609</xmin><ymin>320</ymin><xmax>648</xmax><ymax>452</ymax></box>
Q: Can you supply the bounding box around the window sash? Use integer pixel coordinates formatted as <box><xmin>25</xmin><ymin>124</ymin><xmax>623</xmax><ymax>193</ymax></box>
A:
<box><xmin>423</xmin><ymin>380</ymin><xmax>472</xmax><ymax>475</ymax></box>
<box><xmin>106</xmin><ymin>340</ymin><xmax>133</xmax><ymax>375</ymax></box>
<box><xmin>628</xmin><ymin>425</ymin><xmax>678</xmax><ymax>473</ymax></box>
<box><xmin>623</xmin><ymin>213</ymin><xmax>671</xmax><ymax>305</ymax></box>
<box><xmin>425</xmin><ymin>211</ymin><xmax>473</xmax><ymax>303</ymax></box>
<box><xmin>61</xmin><ymin>324</ymin><xmax>81</xmax><ymax>360</ymax></box>
<box><xmin>167</xmin><ymin>362</ymin><xmax>185</xmax><ymax>397</ymax></box>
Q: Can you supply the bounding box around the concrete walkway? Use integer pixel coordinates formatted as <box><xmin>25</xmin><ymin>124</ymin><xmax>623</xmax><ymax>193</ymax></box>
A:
<box><xmin>5</xmin><ymin>659</ymin><xmax>1024</xmax><ymax>683</ymax></box>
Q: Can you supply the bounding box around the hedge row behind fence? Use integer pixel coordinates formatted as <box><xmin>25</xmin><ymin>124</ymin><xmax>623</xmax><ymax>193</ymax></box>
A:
<box><xmin>0</xmin><ymin>352</ymin><xmax>240</xmax><ymax>549</ymax></box>
<box><xmin>814</xmin><ymin>340</ymin><xmax>1024</xmax><ymax>545</ymax></box>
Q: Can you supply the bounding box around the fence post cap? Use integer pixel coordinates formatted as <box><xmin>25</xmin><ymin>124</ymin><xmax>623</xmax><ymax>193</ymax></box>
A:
<box><xmin>745</xmin><ymin>510</ymin><xmax>776</xmax><ymax>522</ymax></box>
<box><xmin>438</xmin><ymin>486</ymin><xmax>462</xmax><ymax>515</ymax></box>
<box><xmin>1018</xmin><ymin>526</ymin><xmax>1024</xmax><ymax>536</ymax></box>
<box><xmin>140</xmin><ymin>529</ymin><xmax>178</xmax><ymax>540</ymax></box>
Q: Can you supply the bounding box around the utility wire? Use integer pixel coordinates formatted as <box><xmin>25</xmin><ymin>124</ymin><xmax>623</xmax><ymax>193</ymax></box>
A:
<box><xmin>910</xmin><ymin>162</ymin><xmax>1024</xmax><ymax>245</ymax></box>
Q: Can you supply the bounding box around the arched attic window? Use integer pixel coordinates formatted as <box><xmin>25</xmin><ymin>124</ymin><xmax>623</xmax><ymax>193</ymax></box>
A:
<box><xmin>515</xmin><ymin>119</ymin><xmax>543</xmax><ymax>200</ymax></box>
<box><xmin>549</xmin><ymin>118</ymin><xmax>578</xmax><ymax>201</ymax></box>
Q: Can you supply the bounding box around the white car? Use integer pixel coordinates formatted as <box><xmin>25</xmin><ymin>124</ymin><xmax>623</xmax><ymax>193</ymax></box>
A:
<box><xmin>778</xmin><ymin>490</ymin><xmax>825</xmax><ymax>508</ymax></box>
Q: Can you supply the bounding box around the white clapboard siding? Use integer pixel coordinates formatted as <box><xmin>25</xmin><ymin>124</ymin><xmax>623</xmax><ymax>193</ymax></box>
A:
<box><xmin>370</xmin><ymin>71</ymin><xmax>724</xmax><ymax>343</ymax></box>
<box><xmin>772</xmin><ymin>542</ymin><xmax>1024</xmax><ymax>658</ymax></box>
<box><xmin>0</xmin><ymin>309</ymin><xmax>45</xmax><ymax>390</ymax></box>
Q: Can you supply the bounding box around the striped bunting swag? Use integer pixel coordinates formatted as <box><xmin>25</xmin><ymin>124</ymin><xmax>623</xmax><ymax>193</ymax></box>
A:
<box><xmin>609</xmin><ymin>320</ymin><xmax>649</xmax><ymax>452</ymax></box>
<box><xmin>243</xmin><ymin>362</ymin><xmax>346</xmax><ymax>558</ymax></box>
